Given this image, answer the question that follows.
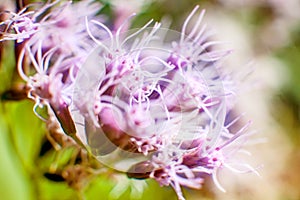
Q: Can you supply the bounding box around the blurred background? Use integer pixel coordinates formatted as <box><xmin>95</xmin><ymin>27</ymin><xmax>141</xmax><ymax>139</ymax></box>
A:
<box><xmin>0</xmin><ymin>0</ymin><xmax>300</xmax><ymax>199</ymax></box>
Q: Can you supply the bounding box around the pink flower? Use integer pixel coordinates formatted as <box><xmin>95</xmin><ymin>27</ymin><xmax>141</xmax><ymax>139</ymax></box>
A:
<box><xmin>1</xmin><ymin>2</ymin><xmax>259</xmax><ymax>199</ymax></box>
<box><xmin>1</xmin><ymin>0</ymin><xmax>102</xmax><ymax>135</ymax></box>
<box><xmin>72</xmin><ymin>5</ymin><xmax>258</xmax><ymax>200</ymax></box>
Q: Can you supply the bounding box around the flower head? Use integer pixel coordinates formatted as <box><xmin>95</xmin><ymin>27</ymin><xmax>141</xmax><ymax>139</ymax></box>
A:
<box><xmin>71</xmin><ymin>5</ymin><xmax>258</xmax><ymax>200</ymax></box>
<box><xmin>1</xmin><ymin>2</ymin><xmax>259</xmax><ymax>199</ymax></box>
<box><xmin>1</xmin><ymin>0</ymin><xmax>102</xmax><ymax>135</ymax></box>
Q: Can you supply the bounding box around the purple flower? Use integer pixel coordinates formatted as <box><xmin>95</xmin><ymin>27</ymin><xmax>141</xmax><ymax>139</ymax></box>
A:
<box><xmin>1</xmin><ymin>0</ymin><xmax>102</xmax><ymax>134</ymax></box>
<box><xmin>72</xmin><ymin>5</ymin><xmax>258</xmax><ymax>200</ymax></box>
<box><xmin>1</xmin><ymin>2</ymin><xmax>259</xmax><ymax>199</ymax></box>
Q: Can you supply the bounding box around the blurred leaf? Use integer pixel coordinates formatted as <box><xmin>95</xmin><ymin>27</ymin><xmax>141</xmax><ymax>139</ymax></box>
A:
<box><xmin>276</xmin><ymin>27</ymin><xmax>300</xmax><ymax>103</ymax></box>
<box><xmin>0</xmin><ymin>41</ymin><xmax>16</xmax><ymax>94</ymax></box>
<box><xmin>272</xmin><ymin>93</ymin><xmax>300</xmax><ymax>145</ymax></box>
<box><xmin>0</xmin><ymin>104</ymin><xmax>33</xmax><ymax>200</ymax></box>
<box><xmin>37</xmin><ymin>146</ymin><xmax>76</xmax><ymax>172</ymax></box>
<box><xmin>83</xmin><ymin>175</ymin><xmax>177</xmax><ymax>200</ymax></box>
<box><xmin>3</xmin><ymin>100</ymin><xmax>45</xmax><ymax>171</ymax></box>
<box><xmin>140</xmin><ymin>180</ymin><xmax>177</xmax><ymax>200</ymax></box>
<box><xmin>130</xmin><ymin>0</ymin><xmax>199</xmax><ymax>30</ymax></box>
<box><xmin>37</xmin><ymin>178</ymin><xmax>78</xmax><ymax>200</ymax></box>
<box><xmin>83</xmin><ymin>175</ymin><xmax>116</xmax><ymax>200</ymax></box>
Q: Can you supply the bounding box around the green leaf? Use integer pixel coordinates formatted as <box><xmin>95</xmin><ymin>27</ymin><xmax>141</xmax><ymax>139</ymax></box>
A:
<box><xmin>0</xmin><ymin>41</ymin><xmax>16</xmax><ymax>94</ymax></box>
<box><xmin>37</xmin><ymin>179</ymin><xmax>78</xmax><ymax>200</ymax></box>
<box><xmin>0</xmin><ymin>104</ymin><xmax>34</xmax><ymax>200</ymax></box>
<box><xmin>3</xmin><ymin>100</ymin><xmax>45</xmax><ymax>171</ymax></box>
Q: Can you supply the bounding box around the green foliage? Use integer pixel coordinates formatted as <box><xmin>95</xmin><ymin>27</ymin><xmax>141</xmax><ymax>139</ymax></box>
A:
<box><xmin>0</xmin><ymin>105</ymin><xmax>34</xmax><ymax>200</ymax></box>
<box><xmin>276</xmin><ymin>27</ymin><xmax>300</xmax><ymax>103</ymax></box>
<box><xmin>0</xmin><ymin>41</ymin><xmax>16</xmax><ymax>93</ymax></box>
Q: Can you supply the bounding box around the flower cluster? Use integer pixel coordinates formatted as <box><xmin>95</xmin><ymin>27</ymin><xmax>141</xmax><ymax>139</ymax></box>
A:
<box><xmin>0</xmin><ymin>0</ymin><xmax>100</xmax><ymax>131</ymax></box>
<box><xmin>0</xmin><ymin>1</ymin><xmax>257</xmax><ymax>199</ymax></box>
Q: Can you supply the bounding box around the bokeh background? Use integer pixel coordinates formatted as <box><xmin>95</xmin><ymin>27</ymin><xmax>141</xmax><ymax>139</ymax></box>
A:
<box><xmin>1</xmin><ymin>0</ymin><xmax>300</xmax><ymax>199</ymax></box>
